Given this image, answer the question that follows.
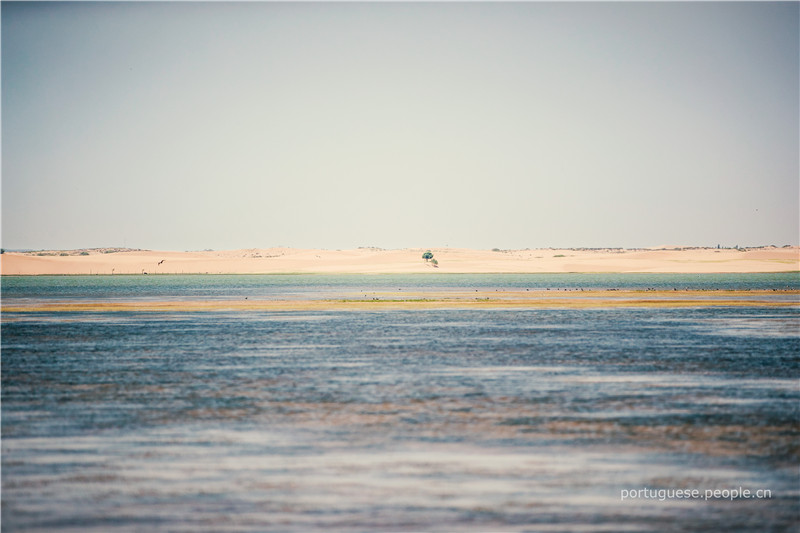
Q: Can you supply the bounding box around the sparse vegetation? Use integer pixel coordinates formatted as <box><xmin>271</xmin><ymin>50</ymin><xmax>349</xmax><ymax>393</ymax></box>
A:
<box><xmin>421</xmin><ymin>250</ymin><xmax>440</xmax><ymax>267</ymax></box>
<box><xmin>80</xmin><ymin>251</ymin><xmax>90</xmax><ymax>256</ymax></box>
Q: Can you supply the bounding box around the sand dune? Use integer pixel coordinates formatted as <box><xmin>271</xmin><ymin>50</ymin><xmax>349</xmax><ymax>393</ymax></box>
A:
<box><xmin>1</xmin><ymin>246</ymin><xmax>797</xmax><ymax>275</ymax></box>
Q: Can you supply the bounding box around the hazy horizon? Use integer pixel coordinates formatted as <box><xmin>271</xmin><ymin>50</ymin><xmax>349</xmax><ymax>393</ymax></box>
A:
<box><xmin>3</xmin><ymin>243</ymin><xmax>796</xmax><ymax>254</ymax></box>
<box><xmin>3</xmin><ymin>2</ymin><xmax>798</xmax><ymax>251</ymax></box>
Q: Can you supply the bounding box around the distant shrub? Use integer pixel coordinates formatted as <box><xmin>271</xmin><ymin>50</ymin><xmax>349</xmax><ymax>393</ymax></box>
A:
<box><xmin>553</xmin><ymin>254</ymin><xmax>566</xmax><ymax>258</ymax></box>
<box><xmin>492</xmin><ymin>248</ymin><xmax>502</xmax><ymax>252</ymax></box>
<box><xmin>60</xmin><ymin>253</ymin><xmax>69</xmax><ymax>256</ymax></box>
<box><xmin>79</xmin><ymin>251</ymin><xmax>90</xmax><ymax>256</ymax></box>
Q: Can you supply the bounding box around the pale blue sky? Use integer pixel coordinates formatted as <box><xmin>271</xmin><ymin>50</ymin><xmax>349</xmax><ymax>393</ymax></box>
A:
<box><xmin>2</xmin><ymin>1</ymin><xmax>798</xmax><ymax>250</ymax></box>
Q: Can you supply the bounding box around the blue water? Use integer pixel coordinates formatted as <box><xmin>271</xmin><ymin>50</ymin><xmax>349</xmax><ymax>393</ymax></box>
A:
<box><xmin>3</xmin><ymin>272</ymin><xmax>799</xmax><ymax>302</ymax></box>
<box><xmin>2</xmin><ymin>275</ymin><xmax>799</xmax><ymax>532</ymax></box>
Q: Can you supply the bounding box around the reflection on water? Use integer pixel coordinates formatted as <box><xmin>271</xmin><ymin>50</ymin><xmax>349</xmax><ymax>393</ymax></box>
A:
<box><xmin>2</xmin><ymin>299</ymin><xmax>799</xmax><ymax>531</ymax></box>
<box><xmin>694</xmin><ymin>314</ymin><xmax>800</xmax><ymax>338</ymax></box>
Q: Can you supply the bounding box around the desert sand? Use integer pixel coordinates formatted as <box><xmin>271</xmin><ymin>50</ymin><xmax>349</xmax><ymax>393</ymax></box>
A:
<box><xmin>1</xmin><ymin>246</ymin><xmax>798</xmax><ymax>276</ymax></box>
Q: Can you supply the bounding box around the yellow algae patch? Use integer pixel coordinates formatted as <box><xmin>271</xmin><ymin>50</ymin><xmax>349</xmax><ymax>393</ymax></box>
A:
<box><xmin>2</xmin><ymin>290</ymin><xmax>798</xmax><ymax>314</ymax></box>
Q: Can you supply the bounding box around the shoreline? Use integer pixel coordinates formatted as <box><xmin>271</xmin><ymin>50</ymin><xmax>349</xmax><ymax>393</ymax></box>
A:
<box><xmin>1</xmin><ymin>246</ymin><xmax>798</xmax><ymax>276</ymax></box>
<box><xmin>3</xmin><ymin>290</ymin><xmax>798</xmax><ymax>314</ymax></box>
<box><xmin>2</xmin><ymin>271</ymin><xmax>799</xmax><ymax>277</ymax></box>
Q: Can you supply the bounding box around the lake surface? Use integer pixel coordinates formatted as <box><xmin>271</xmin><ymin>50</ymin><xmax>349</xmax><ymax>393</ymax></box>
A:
<box><xmin>2</xmin><ymin>274</ymin><xmax>799</xmax><ymax>531</ymax></box>
<box><xmin>3</xmin><ymin>272</ymin><xmax>800</xmax><ymax>303</ymax></box>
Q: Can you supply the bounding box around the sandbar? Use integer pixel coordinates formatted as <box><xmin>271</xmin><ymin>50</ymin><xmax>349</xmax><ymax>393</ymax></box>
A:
<box><xmin>3</xmin><ymin>290</ymin><xmax>798</xmax><ymax>315</ymax></box>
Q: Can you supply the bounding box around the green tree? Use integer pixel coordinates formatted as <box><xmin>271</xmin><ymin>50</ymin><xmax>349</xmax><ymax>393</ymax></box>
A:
<box><xmin>422</xmin><ymin>250</ymin><xmax>433</xmax><ymax>262</ymax></box>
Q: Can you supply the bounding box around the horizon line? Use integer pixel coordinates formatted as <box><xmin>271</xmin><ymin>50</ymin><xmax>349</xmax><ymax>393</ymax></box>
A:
<box><xmin>3</xmin><ymin>244</ymin><xmax>799</xmax><ymax>254</ymax></box>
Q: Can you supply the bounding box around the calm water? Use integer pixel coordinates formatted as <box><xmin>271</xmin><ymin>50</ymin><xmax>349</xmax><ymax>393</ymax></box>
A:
<box><xmin>2</xmin><ymin>275</ymin><xmax>799</xmax><ymax>532</ymax></box>
<box><xmin>3</xmin><ymin>272</ymin><xmax>799</xmax><ymax>302</ymax></box>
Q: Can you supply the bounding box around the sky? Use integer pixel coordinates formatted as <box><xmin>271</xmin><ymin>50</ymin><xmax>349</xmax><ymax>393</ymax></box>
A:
<box><xmin>2</xmin><ymin>1</ymin><xmax>798</xmax><ymax>251</ymax></box>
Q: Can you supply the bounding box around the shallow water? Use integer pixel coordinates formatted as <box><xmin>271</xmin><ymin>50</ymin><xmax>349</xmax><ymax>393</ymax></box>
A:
<box><xmin>3</xmin><ymin>272</ymin><xmax>799</xmax><ymax>302</ymax></box>
<box><xmin>2</xmin><ymin>275</ymin><xmax>799</xmax><ymax>531</ymax></box>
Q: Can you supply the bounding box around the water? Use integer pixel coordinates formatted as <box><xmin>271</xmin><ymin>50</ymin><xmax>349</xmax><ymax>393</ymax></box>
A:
<box><xmin>2</xmin><ymin>275</ymin><xmax>799</xmax><ymax>532</ymax></box>
<box><xmin>3</xmin><ymin>272</ymin><xmax>799</xmax><ymax>302</ymax></box>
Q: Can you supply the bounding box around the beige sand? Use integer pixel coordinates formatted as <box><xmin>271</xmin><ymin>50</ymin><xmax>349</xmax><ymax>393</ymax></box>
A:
<box><xmin>1</xmin><ymin>246</ymin><xmax>798</xmax><ymax>276</ymax></box>
<box><xmin>3</xmin><ymin>290</ymin><xmax>797</xmax><ymax>315</ymax></box>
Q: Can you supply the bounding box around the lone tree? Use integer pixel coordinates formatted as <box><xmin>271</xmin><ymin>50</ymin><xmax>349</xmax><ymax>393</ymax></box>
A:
<box><xmin>422</xmin><ymin>250</ymin><xmax>433</xmax><ymax>262</ymax></box>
